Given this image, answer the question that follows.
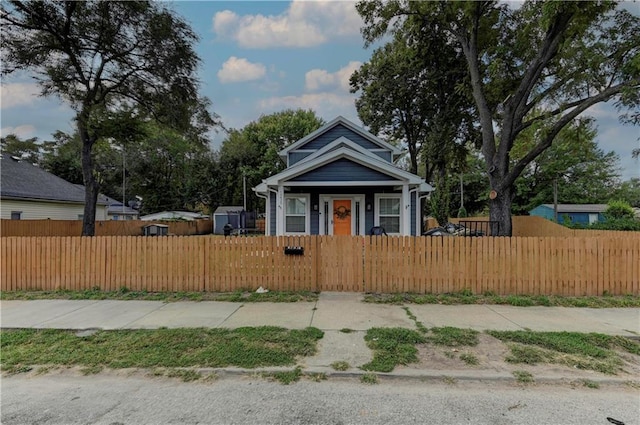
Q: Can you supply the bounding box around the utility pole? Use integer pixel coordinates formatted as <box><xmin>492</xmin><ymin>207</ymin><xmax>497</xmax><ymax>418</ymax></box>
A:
<box><xmin>243</xmin><ymin>172</ymin><xmax>247</xmax><ymax>211</ymax></box>
<box><xmin>122</xmin><ymin>146</ymin><xmax>126</xmax><ymax>214</ymax></box>
<box><xmin>553</xmin><ymin>178</ymin><xmax>558</xmax><ymax>222</ymax></box>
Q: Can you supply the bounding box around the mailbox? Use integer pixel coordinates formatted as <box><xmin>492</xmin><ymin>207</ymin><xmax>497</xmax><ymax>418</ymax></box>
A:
<box><xmin>284</xmin><ymin>246</ymin><xmax>304</xmax><ymax>255</ymax></box>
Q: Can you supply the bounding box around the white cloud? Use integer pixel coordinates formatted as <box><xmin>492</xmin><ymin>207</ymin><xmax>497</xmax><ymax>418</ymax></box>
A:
<box><xmin>1</xmin><ymin>124</ymin><xmax>37</xmax><ymax>138</ymax></box>
<box><xmin>217</xmin><ymin>57</ymin><xmax>267</xmax><ymax>83</ymax></box>
<box><xmin>258</xmin><ymin>92</ymin><xmax>360</xmax><ymax>124</ymax></box>
<box><xmin>212</xmin><ymin>1</ymin><xmax>362</xmax><ymax>48</ymax></box>
<box><xmin>305</xmin><ymin>61</ymin><xmax>362</xmax><ymax>92</ymax></box>
<box><xmin>0</xmin><ymin>83</ymin><xmax>40</xmax><ymax>109</ymax></box>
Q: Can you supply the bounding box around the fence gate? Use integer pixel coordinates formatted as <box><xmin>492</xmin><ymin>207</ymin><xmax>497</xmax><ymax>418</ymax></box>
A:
<box><xmin>316</xmin><ymin>236</ymin><xmax>363</xmax><ymax>292</ymax></box>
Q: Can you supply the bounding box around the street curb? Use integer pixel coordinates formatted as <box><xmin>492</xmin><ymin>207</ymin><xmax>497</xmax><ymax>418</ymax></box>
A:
<box><xmin>196</xmin><ymin>366</ymin><xmax>639</xmax><ymax>387</ymax></box>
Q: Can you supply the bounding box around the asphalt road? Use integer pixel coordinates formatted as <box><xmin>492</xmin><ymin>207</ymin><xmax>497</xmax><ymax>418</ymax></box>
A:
<box><xmin>2</xmin><ymin>373</ymin><xmax>638</xmax><ymax>425</ymax></box>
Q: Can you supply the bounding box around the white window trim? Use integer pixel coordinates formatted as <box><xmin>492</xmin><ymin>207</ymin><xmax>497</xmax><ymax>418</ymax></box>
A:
<box><xmin>283</xmin><ymin>193</ymin><xmax>310</xmax><ymax>235</ymax></box>
<box><xmin>375</xmin><ymin>194</ymin><xmax>402</xmax><ymax>235</ymax></box>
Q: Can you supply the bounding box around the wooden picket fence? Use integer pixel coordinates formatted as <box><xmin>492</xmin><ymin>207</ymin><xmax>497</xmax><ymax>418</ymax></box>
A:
<box><xmin>0</xmin><ymin>219</ymin><xmax>213</xmax><ymax>237</ymax></box>
<box><xmin>1</xmin><ymin>235</ymin><xmax>638</xmax><ymax>296</ymax></box>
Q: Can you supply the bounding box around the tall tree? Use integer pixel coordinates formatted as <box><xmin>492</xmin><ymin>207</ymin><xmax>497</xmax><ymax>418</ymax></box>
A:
<box><xmin>217</xmin><ymin>109</ymin><xmax>325</xmax><ymax>211</ymax></box>
<box><xmin>0</xmin><ymin>134</ymin><xmax>41</xmax><ymax>164</ymax></box>
<box><xmin>356</xmin><ymin>0</ymin><xmax>640</xmax><ymax>235</ymax></box>
<box><xmin>1</xmin><ymin>1</ymin><xmax>215</xmax><ymax>235</ymax></box>
<box><xmin>126</xmin><ymin>123</ymin><xmax>218</xmax><ymax>214</ymax></box>
<box><xmin>511</xmin><ymin>118</ymin><xmax>622</xmax><ymax>214</ymax></box>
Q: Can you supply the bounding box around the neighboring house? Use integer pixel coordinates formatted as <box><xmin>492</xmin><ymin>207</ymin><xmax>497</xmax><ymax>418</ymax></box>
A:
<box><xmin>103</xmin><ymin>195</ymin><xmax>140</xmax><ymax>220</ymax></box>
<box><xmin>139</xmin><ymin>211</ymin><xmax>209</xmax><ymax>221</ymax></box>
<box><xmin>253</xmin><ymin>116</ymin><xmax>433</xmax><ymax>236</ymax></box>
<box><xmin>529</xmin><ymin>204</ymin><xmax>608</xmax><ymax>225</ymax></box>
<box><xmin>0</xmin><ymin>154</ymin><xmax>108</xmax><ymax>220</ymax></box>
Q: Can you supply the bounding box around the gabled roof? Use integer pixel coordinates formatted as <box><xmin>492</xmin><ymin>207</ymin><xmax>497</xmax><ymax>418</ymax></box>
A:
<box><xmin>539</xmin><ymin>204</ymin><xmax>608</xmax><ymax>213</ymax></box>
<box><xmin>0</xmin><ymin>154</ymin><xmax>107</xmax><ymax>205</ymax></box>
<box><xmin>261</xmin><ymin>145</ymin><xmax>432</xmax><ymax>189</ymax></box>
<box><xmin>278</xmin><ymin>116</ymin><xmax>402</xmax><ymax>160</ymax></box>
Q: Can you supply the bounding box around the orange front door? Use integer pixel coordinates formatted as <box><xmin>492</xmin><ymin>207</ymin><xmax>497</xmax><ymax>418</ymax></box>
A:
<box><xmin>333</xmin><ymin>199</ymin><xmax>352</xmax><ymax>235</ymax></box>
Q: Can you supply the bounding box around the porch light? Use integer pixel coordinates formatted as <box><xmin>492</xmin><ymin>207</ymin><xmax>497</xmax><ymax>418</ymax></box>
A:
<box><xmin>366</xmin><ymin>203</ymin><xmax>372</xmax><ymax>211</ymax></box>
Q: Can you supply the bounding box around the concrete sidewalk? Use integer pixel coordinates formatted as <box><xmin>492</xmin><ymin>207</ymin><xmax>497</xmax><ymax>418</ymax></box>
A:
<box><xmin>2</xmin><ymin>293</ymin><xmax>639</xmax><ymax>383</ymax></box>
<box><xmin>1</xmin><ymin>292</ymin><xmax>638</xmax><ymax>336</ymax></box>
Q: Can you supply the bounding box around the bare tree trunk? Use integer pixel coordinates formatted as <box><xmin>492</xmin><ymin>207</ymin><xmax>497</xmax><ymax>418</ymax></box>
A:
<box><xmin>488</xmin><ymin>176</ymin><xmax>513</xmax><ymax>236</ymax></box>
<box><xmin>78</xmin><ymin>117</ymin><xmax>98</xmax><ymax>236</ymax></box>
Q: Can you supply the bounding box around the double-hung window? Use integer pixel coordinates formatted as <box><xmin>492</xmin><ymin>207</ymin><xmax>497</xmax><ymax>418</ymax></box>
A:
<box><xmin>377</xmin><ymin>196</ymin><xmax>401</xmax><ymax>234</ymax></box>
<box><xmin>284</xmin><ymin>195</ymin><xmax>309</xmax><ymax>234</ymax></box>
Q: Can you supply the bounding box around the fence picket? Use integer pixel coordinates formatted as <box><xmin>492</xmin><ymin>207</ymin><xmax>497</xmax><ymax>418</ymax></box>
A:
<box><xmin>1</xmin><ymin>235</ymin><xmax>638</xmax><ymax>296</ymax></box>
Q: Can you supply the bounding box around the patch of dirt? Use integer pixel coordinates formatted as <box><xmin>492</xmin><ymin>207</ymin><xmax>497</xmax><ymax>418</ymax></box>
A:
<box><xmin>399</xmin><ymin>333</ymin><xmax>640</xmax><ymax>381</ymax></box>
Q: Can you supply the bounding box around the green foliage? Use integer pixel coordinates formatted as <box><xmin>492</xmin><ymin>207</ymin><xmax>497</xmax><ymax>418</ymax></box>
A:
<box><xmin>512</xmin><ymin>118</ymin><xmax>622</xmax><ymax>214</ymax></box>
<box><xmin>1</xmin><ymin>134</ymin><xmax>41</xmax><ymax>163</ymax></box>
<box><xmin>604</xmin><ymin>200</ymin><xmax>635</xmax><ymax>220</ymax></box>
<box><xmin>216</xmin><ymin>109</ymin><xmax>324</xmax><ymax>211</ymax></box>
<box><xmin>263</xmin><ymin>367</ymin><xmax>302</xmax><ymax>385</ymax></box>
<box><xmin>331</xmin><ymin>361</ymin><xmax>350</xmax><ymax>371</ymax></box>
<box><xmin>457</xmin><ymin>206</ymin><xmax>468</xmax><ymax>218</ymax></box>
<box><xmin>355</xmin><ymin>0</ymin><xmax>640</xmax><ymax>236</ymax></box>
<box><xmin>361</xmin><ymin>327</ymin><xmax>426</xmax><ymax>372</ymax></box>
<box><xmin>362</xmin><ymin>293</ymin><xmax>640</xmax><ymax>308</ymax></box>
<box><xmin>513</xmin><ymin>370</ymin><xmax>534</xmax><ymax>384</ymax></box>
<box><xmin>427</xmin><ymin>327</ymin><xmax>479</xmax><ymax>347</ymax></box>
<box><xmin>360</xmin><ymin>373</ymin><xmax>379</xmax><ymax>384</ymax></box>
<box><xmin>0</xmin><ymin>327</ymin><xmax>324</xmax><ymax>370</ymax></box>
<box><xmin>350</xmin><ymin>26</ymin><xmax>475</xmax><ymax>178</ymax></box>
<box><xmin>1</xmin><ymin>0</ymin><xmax>215</xmax><ymax>235</ymax></box>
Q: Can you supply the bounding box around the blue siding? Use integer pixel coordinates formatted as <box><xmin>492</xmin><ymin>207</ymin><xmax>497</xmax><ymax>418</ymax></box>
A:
<box><xmin>269</xmin><ymin>192</ymin><xmax>276</xmax><ymax>235</ymax></box>
<box><xmin>373</xmin><ymin>151</ymin><xmax>392</xmax><ymax>162</ymax></box>
<box><xmin>290</xmin><ymin>158</ymin><xmax>396</xmax><ymax>182</ymax></box>
<box><xmin>289</xmin><ymin>124</ymin><xmax>391</xmax><ymax>166</ymax></box>
<box><xmin>529</xmin><ymin>205</ymin><xmax>554</xmax><ymax>220</ymax></box>
<box><xmin>289</xmin><ymin>151</ymin><xmax>312</xmax><ymax>166</ymax></box>
<box><xmin>529</xmin><ymin>205</ymin><xmax>605</xmax><ymax>225</ymax></box>
<box><xmin>300</xmin><ymin>124</ymin><xmax>382</xmax><ymax>151</ymax></box>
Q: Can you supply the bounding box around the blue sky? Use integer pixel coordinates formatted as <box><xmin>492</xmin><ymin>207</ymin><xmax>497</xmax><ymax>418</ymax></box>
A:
<box><xmin>1</xmin><ymin>0</ymin><xmax>638</xmax><ymax>181</ymax></box>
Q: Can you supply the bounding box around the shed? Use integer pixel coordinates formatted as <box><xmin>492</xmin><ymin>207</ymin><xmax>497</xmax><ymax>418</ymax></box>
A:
<box><xmin>529</xmin><ymin>204</ymin><xmax>608</xmax><ymax>225</ymax></box>
<box><xmin>142</xmin><ymin>224</ymin><xmax>169</xmax><ymax>236</ymax></box>
<box><xmin>213</xmin><ymin>206</ymin><xmax>243</xmax><ymax>234</ymax></box>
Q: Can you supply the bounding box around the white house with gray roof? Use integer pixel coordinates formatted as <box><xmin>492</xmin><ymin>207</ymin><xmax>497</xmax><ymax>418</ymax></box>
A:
<box><xmin>0</xmin><ymin>154</ymin><xmax>108</xmax><ymax>220</ymax></box>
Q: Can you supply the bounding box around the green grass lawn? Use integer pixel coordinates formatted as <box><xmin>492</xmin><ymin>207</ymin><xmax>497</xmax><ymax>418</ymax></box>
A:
<box><xmin>364</xmin><ymin>292</ymin><xmax>640</xmax><ymax>308</ymax></box>
<box><xmin>1</xmin><ymin>326</ymin><xmax>323</xmax><ymax>373</ymax></box>
<box><xmin>0</xmin><ymin>289</ymin><xmax>319</xmax><ymax>303</ymax></box>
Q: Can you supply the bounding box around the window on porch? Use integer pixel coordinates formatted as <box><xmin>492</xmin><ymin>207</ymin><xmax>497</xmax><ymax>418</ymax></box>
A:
<box><xmin>285</xmin><ymin>195</ymin><xmax>308</xmax><ymax>233</ymax></box>
<box><xmin>378</xmin><ymin>197</ymin><xmax>400</xmax><ymax>233</ymax></box>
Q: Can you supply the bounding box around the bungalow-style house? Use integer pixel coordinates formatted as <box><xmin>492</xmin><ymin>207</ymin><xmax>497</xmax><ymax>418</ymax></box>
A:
<box><xmin>253</xmin><ymin>116</ymin><xmax>433</xmax><ymax>236</ymax></box>
<box><xmin>0</xmin><ymin>154</ymin><xmax>108</xmax><ymax>220</ymax></box>
<box><xmin>529</xmin><ymin>203</ymin><xmax>608</xmax><ymax>225</ymax></box>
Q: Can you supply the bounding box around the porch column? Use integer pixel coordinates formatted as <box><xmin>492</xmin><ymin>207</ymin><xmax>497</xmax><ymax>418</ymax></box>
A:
<box><xmin>276</xmin><ymin>185</ymin><xmax>284</xmax><ymax>235</ymax></box>
<box><xmin>402</xmin><ymin>183</ymin><xmax>410</xmax><ymax>235</ymax></box>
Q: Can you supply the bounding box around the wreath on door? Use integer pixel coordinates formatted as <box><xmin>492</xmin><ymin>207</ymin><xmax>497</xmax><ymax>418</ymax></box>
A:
<box><xmin>334</xmin><ymin>205</ymin><xmax>351</xmax><ymax>219</ymax></box>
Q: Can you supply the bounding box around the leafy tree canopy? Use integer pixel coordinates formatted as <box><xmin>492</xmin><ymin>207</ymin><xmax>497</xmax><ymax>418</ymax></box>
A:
<box><xmin>1</xmin><ymin>0</ymin><xmax>216</xmax><ymax>235</ymax></box>
<box><xmin>356</xmin><ymin>0</ymin><xmax>640</xmax><ymax>235</ymax></box>
<box><xmin>216</xmin><ymin>109</ymin><xmax>325</xmax><ymax>211</ymax></box>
